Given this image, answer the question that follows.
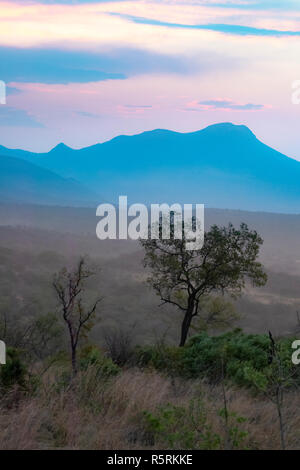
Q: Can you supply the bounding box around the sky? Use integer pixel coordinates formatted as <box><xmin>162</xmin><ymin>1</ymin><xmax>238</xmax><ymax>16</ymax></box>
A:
<box><xmin>0</xmin><ymin>0</ymin><xmax>299</xmax><ymax>158</ymax></box>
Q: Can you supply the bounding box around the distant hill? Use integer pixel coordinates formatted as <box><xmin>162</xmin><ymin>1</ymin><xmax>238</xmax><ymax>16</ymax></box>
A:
<box><xmin>1</xmin><ymin>201</ymin><xmax>300</xmax><ymax>276</ymax></box>
<box><xmin>0</xmin><ymin>154</ymin><xmax>97</xmax><ymax>206</ymax></box>
<box><xmin>0</xmin><ymin>202</ymin><xmax>300</xmax><ymax>336</ymax></box>
<box><xmin>1</xmin><ymin>122</ymin><xmax>300</xmax><ymax>212</ymax></box>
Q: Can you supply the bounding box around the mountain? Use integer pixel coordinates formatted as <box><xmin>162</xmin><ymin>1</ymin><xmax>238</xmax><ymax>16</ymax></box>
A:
<box><xmin>0</xmin><ymin>153</ymin><xmax>97</xmax><ymax>206</ymax></box>
<box><xmin>1</xmin><ymin>122</ymin><xmax>300</xmax><ymax>212</ymax></box>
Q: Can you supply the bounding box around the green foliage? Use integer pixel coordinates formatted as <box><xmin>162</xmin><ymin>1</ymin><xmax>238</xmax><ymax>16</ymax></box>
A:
<box><xmin>183</xmin><ymin>329</ymin><xmax>271</xmax><ymax>385</ymax></box>
<box><xmin>142</xmin><ymin>223</ymin><xmax>267</xmax><ymax>309</ymax></box>
<box><xmin>243</xmin><ymin>365</ymin><xmax>268</xmax><ymax>391</ymax></box>
<box><xmin>191</xmin><ymin>296</ymin><xmax>240</xmax><ymax>333</ymax></box>
<box><xmin>141</xmin><ymin>222</ymin><xmax>267</xmax><ymax>346</ymax></box>
<box><xmin>142</xmin><ymin>399</ymin><xmax>221</xmax><ymax>449</ymax></box>
<box><xmin>135</xmin><ymin>330</ymin><xmax>300</xmax><ymax>390</ymax></box>
<box><xmin>29</xmin><ymin>313</ymin><xmax>64</xmax><ymax>359</ymax></box>
<box><xmin>135</xmin><ymin>343</ymin><xmax>184</xmax><ymax>375</ymax></box>
<box><xmin>0</xmin><ymin>347</ymin><xmax>27</xmax><ymax>390</ymax></box>
<box><xmin>243</xmin><ymin>336</ymin><xmax>299</xmax><ymax>396</ymax></box>
<box><xmin>79</xmin><ymin>345</ymin><xmax>120</xmax><ymax>378</ymax></box>
<box><xmin>218</xmin><ymin>408</ymin><xmax>249</xmax><ymax>449</ymax></box>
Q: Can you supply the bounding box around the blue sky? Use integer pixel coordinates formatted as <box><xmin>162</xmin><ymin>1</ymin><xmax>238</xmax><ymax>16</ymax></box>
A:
<box><xmin>0</xmin><ymin>0</ymin><xmax>299</xmax><ymax>159</ymax></box>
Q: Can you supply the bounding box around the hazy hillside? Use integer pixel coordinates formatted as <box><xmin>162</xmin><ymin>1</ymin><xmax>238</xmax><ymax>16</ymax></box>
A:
<box><xmin>1</xmin><ymin>203</ymin><xmax>300</xmax><ymax>275</ymax></box>
<box><xmin>0</xmin><ymin>154</ymin><xmax>97</xmax><ymax>206</ymax></box>
<box><xmin>1</xmin><ymin>125</ymin><xmax>299</xmax><ymax>342</ymax></box>
<box><xmin>1</xmin><ymin>123</ymin><xmax>300</xmax><ymax>212</ymax></box>
<box><xmin>0</xmin><ymin>203</ymin><xmax>300</xmax><ymax>339</ymax></box>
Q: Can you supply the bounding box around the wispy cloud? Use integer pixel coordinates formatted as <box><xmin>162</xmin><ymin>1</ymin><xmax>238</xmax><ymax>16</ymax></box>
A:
<box><xmin>0</xmin><ymin>0</ymin><xmax>297</xmax><ymax>153</ymax></box>
<box><xmin>117</xmin><ymin>103</ymin><xmax>153</xmax><ymax>115</ymax></box>
<box><xmin>0</xmin><ymin>46</ymin><xmax>200</xmax><ymax>84</ymax></box>
<box><xmin>6</xmin><ymin>86</ymin><xmax>22</xmax><ymax>96</ymax></box>
<box><xmin>75</xmin><ymin>110</ymin><xmax>101</xmax><ymax>118</ymax></box>
<box><xmin>111</xmin><ymin>12</ymin><xmax>300</xmax><ymax>36</ymax></box>
<box><xmin>187</xmin><ymin>99</ymin><xmax>266</xmax><ymax>111</ymax></box>
<box><xmin>0</xmin><ymin>47</ymin><xmax>125</xmax><ymax>84</ymax></box>
<box><xmin>9</xmin><ymin>0</ymin><xmax>126</xmax><ymax>3</ymax></box>
<box><xmin>207</xmin><ymin>1</ymin><xmax>300</xmax><ymax>11</ymax></box>
<box><xmin>124</xmin><ymin>104</ymin><xmax>152</xmax><ymax>109</ymax></box>
<box><xmin>0</xmin><ymin>106</ymin><xmax>43</xmax><ymax>127</ymax></box>
<box><xmin>10</xmin><ymin>0</ymin><xmax>299</xmax><ymax>10</ymax></box>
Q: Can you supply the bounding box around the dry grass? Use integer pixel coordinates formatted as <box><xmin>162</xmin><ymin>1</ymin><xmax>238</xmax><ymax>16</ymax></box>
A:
<box><xmin>0</xmin><ymin>367</ymin><xmax>299</xmax><ymax>450</ymax></box>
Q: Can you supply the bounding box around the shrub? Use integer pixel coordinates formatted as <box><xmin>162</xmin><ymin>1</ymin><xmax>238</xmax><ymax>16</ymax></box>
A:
<box><xmin>182</xmin><ymin>330</ymin><xmax>299</xmax><ymax>388</ymax></box>
<box><xmin>0</xmin><ymin>347</ymin><xmax>27</xmax><ymax>390</ymax></box>
<box><xmin>103</xmin><ymin>327</ymin><xmax>135</xmax><ymax>366</ymax></box>
<box><xmin>218</xmin><ymin>408</ymin><xmax>249</xmax><ymax>449</ymax></box>
<box><xmin>141</xmin><ymin>399</ymin><xmax>221</xmax><ymax>449</ymax></box>
<box><xmin>134</xmin><ymin>330</ymin><xmax>300</xmax><ymax>390</ymax></box>
<box><xmin>134</xmin><ymin>343</ymin><xmax>184</xmax><ymax>375</ymax></box>
<box><xmin>79</xmin><ymin>345</ymin><xmax>120</xmax><ymax>378</ymax></box>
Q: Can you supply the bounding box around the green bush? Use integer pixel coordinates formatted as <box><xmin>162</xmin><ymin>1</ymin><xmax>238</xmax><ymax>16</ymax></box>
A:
<box><xmin>134</xmin><ymin>343</ymin><xmax>184</xmax><ymax>375</ymax></box>
<box><xmin>182</xmin><ymin>329</ymin><xmax>270</xmax><ymax>384</ymax></box>
<box><xmin>141</xmin><ymin>399</ymin><xmax>221</xmax><ymax>449</ymax></box>
<box><xmin>218</xmin><ymin>408</ymin><xmax>249</xmax><ymax>449</ymax></box>
<box><xmin>0</xmin><ymin>347</ymin><xmax>27</xmax><ymax>390</ymax></box>
<box><xmin>79</xmin><ymin>345</ymin><xmax>120</xmax><ymax>378</ymax></box>
<box><xmin>182</xmin><ymin>330</ymin><xmax>299</xmax><ymax>388</ymax></box>
<box><xmin>135</xmin><ymin>330</ymin><xmax>300</xmax><ymax>390</ymax></box>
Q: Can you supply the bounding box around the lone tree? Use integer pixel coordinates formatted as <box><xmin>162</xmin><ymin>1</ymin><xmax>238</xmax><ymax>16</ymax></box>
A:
<box><xmin>141</xmin><ymin>223</ymin><xmax>267</xmax><ymax>347</ymax></box>
<box><xmin>53</xmin><ymin>257</ymin><xmax>102</xmax><ymax>375</ymax></box>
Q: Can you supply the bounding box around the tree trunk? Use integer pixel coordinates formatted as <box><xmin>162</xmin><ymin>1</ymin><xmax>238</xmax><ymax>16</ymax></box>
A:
<box><xmin>179</xmin><ymin>303</ymin><xmax>194</xmax><ymax>347</ymax></box>
<box><xmin>71</xmin><ymin>346</ymin><xmax>77</xmax><ymax>376</ymax></box>
<box><xmin>276</xmin><ymin>389</ymin><xmax>285</xmax><ymax>450</ymax></box>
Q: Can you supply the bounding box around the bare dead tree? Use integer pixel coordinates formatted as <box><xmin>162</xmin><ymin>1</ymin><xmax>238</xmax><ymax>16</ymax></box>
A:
<box><xmin>0</xmin><ymin>312</ymin><xmax>7</xmax><ymax>340</ymax></box>
<box><xmin>103</xmin><ymin>324</ymin><xmax>135</xmax><ymax>366</ymax></box>
<box><xmin>267</xmin><ymin>331</ymin><xmax>287</xmax><ymax>450</ymax></box>
<box><xmin>264</xmin><ymin>331</ymin><xmax>299</xmax><ymax>450</ymax></box>
<box><xmin>295</xmin><ymin>311</ymin><xmax>300</xmax><ymax>334</ymax></box>
<box><xmin>53</xmin><ymin>257</ymin><xmax>102</xmax><ymax>375</ymax></box>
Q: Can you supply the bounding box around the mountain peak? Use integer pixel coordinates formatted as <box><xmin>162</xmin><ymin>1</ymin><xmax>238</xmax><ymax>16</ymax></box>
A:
<box><xmin>1</xmin><ymin>122</ymin><xmax>300</xmax><ymax>212</ymax></box>
<box><xmin>201</xmin><ymin>122</ymin><xmax>256</xmax><ymax>138</ymax></box>
<box><xmin>50</xmin><ymin>142</ymin><xmax>73</xmax><ymax>153</ymax></box>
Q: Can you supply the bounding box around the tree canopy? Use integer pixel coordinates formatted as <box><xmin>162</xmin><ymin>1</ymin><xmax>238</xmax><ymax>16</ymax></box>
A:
<box><xmin>141</xmin><ymin>223</ymin><xmax>267</xmax><ymax>346</ymax></box>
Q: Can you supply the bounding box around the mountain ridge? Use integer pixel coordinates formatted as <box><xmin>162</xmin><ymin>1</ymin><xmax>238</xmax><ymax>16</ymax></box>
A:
<box><xmin>0</xmin><ymin>123</ymin><xmax>277</xmax><ymax>155</ymax></box>
<box><xmin>0</xmin><ymin>153</ymin><xmax>97</xmax><ymax>206</ymax></box>
<box><xmin>0</xmin><ymin>123</ymin><xmax>300</xmax><ymax>212</ymax></box>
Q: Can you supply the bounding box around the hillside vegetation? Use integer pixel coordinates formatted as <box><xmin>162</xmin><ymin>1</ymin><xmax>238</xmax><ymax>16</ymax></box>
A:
<box><xmin>0</xmin><ymin>208</ymin><xmax>300</xmax><ymax>450</ymax></box>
